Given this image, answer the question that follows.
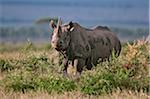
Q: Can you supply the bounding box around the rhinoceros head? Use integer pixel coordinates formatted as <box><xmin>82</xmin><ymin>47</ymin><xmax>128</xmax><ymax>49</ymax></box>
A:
<box><xmin>50</xmin><ymin>19</ymin><xmax>74</xmax><ymax>51</ymax></box>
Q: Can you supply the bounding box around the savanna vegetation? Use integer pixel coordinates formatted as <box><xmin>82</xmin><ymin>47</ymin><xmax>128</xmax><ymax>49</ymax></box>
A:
<box><xmin>0</xmin><ymin>39</ymin><xmax>149</xmax><ymax>99</ymax></box>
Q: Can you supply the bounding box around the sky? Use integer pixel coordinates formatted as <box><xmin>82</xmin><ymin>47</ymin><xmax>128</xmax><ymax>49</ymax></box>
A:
<box><xmin>0</xmin><ymin>0</ymin><xmax>149</xmax><ymax>27</ymax></box>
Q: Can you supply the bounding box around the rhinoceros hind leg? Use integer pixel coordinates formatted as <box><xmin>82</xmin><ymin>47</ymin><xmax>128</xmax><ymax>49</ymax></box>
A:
<box><xmin>85</xmin><ymin>58</ymin><xmax>93</xmax><ymax>70</ymax></box>
<box><xmin>86</xmin><ymin>63</ymin><xmax>93</xmax><ymax>70</ymax></box>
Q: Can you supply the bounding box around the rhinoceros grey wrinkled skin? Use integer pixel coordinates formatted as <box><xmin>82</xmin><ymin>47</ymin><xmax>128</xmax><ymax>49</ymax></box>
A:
<box><xmin>50</xmin><ymin>19</ymin><xmax>121</xmax><ymax>77</ymax></box>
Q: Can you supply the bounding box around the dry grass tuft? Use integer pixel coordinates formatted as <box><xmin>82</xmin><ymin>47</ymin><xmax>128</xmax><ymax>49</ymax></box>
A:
<box><xmin>0</xmin><ymin>90</ymin><xmax>149</xmax><ymax>99</ymax></box>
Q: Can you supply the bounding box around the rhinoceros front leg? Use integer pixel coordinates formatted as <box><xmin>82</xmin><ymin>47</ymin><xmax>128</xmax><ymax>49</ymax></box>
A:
<box><xmin>74</xmin><ymin>58</ymin><xmax>85</xmax><ymax>78</ymax></box>
<box><xmin>62</xmin><ymin>58</ymin><xmax>69</xmax><ymax>77</ymax></box>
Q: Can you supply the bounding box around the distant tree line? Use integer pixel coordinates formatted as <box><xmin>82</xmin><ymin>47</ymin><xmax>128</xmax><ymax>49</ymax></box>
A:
<box><xmin>111</xmin><ymin>27</ymin><xmax>149</xmax><ymax>37</ymax></box>
<box><xmin>0</xmin><ymin>26</ymin><xmax>149</xmax><ymax>42</ymax></box>
<box><xmin>0</xmin><ymin>26</ymin><xmax>49</xmax><ymax>38</ymax></box>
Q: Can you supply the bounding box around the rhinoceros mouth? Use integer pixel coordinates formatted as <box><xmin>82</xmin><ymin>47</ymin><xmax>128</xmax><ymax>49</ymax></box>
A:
<box><xmin>55</xmin><ymin>48</ymin><xmax>61</xmax><ymax>51</ymax></box>
<box><xmin>55</xmin><ymin>47</ymin><xmax>66</xmax><ymax>52</ymax></box>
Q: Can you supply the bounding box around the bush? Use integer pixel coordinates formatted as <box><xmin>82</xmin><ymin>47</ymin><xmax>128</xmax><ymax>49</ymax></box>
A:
<box><xmin>0</xmin><ymin>39</ymin><xmax>149</xmax><ymax>95</ymax></box>
<box><xmin>0</xmin><ymin>59</ymin><xmax>14</xmax><ymax>72</ymax></box>
<box><xmin>2</xmin><ymin>73</ymin><xmax>77</xmax><ymax>94</ymax></box>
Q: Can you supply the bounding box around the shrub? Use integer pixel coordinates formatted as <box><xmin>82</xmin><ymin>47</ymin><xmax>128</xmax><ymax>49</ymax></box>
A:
<box><xmin>0</xmin><ymin>39</ymin><xmax>149</xmax><ymax>95</ymax></box>
<box><xmin>2</xmin><ymin>72</ymin><xmax>77</xmax><ymax>94</ymax></box>
<box><xmin>80</xmin><ymin>39</ymin><xmax>149</xmax><ymax>95</ymax></box>
<box><xmin>0</xmin><ymin>59</ymin><xmax>14</xmax><ymax>72</ymax></box>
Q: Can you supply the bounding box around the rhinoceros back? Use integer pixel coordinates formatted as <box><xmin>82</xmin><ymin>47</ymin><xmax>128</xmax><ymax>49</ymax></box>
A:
<box><xmin>69</xmin><ymin>23</ymin><xmax>121</xmax><ymax>65</ymax></box>
<box><xmin>88</xmin><ymin>27</ymin><xmax>121</xmax><ymax>64</ymax></box>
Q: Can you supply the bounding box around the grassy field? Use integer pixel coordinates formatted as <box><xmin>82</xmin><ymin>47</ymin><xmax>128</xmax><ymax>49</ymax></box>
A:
<box><xmin>0</xmin><ymin>39</ymin><xmax>149</xmax><ymax>99</ymax></box>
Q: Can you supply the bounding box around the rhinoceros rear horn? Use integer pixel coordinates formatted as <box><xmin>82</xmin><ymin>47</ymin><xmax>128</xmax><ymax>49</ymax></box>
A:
<box><xmin>57</xmin><ymin>18</ymin><xmax>62</xmax><ymax>28</ymax></box>
<box><xmin>50</xmin><ymin>20</ymin><xmax>56</xmax><ymax>29</ymax></box>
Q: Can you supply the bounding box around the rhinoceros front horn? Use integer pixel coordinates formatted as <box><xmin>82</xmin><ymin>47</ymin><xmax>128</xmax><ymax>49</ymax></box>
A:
<box><xmin>56</xmin><ymin>18</ymin><xmax>62</xmax><ymax>33</ymax></box>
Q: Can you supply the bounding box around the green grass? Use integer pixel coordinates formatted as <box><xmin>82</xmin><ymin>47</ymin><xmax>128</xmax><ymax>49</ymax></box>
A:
<box><xmin>0</xmin><ymin>40</ymin><xmax>149</xmax><ymax>96</ymax></box>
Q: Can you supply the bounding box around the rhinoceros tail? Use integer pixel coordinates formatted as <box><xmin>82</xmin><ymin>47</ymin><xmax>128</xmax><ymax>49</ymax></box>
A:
<box><xmin>115</xmin><ymin>40</ymin><xmax>121</xmax><ymax>57</ymax></box>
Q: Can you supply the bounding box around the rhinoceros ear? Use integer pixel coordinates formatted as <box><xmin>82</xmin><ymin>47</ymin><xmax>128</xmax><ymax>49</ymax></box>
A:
<box><xmin>67</xmin><ymin>21</ymin><xmax>74</xmax><ymax>32</ymax></box>
<box><xmin>50</xmin><ymin>20</ymin><xmax>56</xmax><ymax>29</ymax></box>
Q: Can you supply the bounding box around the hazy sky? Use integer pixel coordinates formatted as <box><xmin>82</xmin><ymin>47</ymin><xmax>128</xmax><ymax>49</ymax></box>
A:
<box><xmin>0</xmin><ymin>0</ymin><xmax>149</xmax><ymax>27</ymax></box>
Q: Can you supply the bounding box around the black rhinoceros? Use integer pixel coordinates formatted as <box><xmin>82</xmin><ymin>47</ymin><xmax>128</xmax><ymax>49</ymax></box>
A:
<box><xmin>50</xmin><ymin>19</ymin><xmax>121</xmax><ymax>77</ymax></box>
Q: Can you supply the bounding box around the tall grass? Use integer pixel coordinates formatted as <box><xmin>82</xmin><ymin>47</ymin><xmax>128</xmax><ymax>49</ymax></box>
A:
<box><xmin>0</xmin><ymin>39</ymin><xmax>149</xmax><ymax>97</ymax></box>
